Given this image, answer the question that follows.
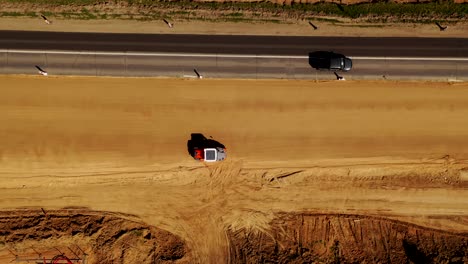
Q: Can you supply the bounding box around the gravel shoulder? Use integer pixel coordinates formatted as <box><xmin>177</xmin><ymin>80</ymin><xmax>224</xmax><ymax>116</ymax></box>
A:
<box><xmin>1</xmin><ymin>17</ymin><xmax>467</xmax><ymax>38</ymax></box>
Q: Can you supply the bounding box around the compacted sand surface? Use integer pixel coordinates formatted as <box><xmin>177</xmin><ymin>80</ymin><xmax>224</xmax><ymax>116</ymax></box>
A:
<box><xmin>0</xmin><ymin>76</ymin><xmax>467</xmax><ymax>263</ymax></box>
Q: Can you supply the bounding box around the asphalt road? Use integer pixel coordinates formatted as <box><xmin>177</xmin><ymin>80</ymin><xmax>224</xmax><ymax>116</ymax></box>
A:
<box><xmin>1</xmin><ymin>30</ymin><xmax>467</xmax><ymax>80</ymax></box>
<box><xmin>1</xmin><ymin>30</ymin><xmax>468</xmax><ymax>57</ymax></box>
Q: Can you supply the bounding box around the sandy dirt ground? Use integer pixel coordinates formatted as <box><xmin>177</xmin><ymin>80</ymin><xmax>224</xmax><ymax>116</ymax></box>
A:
<box><xmin>0</xmin><ymin>75</ymin><xmax>467</xmax><ymax>263</ymax></box>
<box><xmin>0</xmin><ymin>16</ymin><xmax>467</xmax><ymax>38</ymax></box>
<box><xmin>0</xmin><ymin>0</ymin><xmax>466</xmax><ymax>38</ymax></box>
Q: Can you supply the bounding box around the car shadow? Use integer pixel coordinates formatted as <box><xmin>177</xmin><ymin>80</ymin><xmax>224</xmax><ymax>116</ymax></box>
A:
<box><xmin>187</xmin><ymin>133</ymin><xmax>225</xmax><ymax>159</ymax></box>
<box><xmin>308</xmin><ymin>51</ymin><xmax>330</xmax><ymax>70</ymax></box>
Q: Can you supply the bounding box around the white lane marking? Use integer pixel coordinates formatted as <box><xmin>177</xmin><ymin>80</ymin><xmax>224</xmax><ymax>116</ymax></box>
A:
<box><xmin>1</xmin><ymin>49</ymin><xmax>468</xmax><ymax>61</ymax></box>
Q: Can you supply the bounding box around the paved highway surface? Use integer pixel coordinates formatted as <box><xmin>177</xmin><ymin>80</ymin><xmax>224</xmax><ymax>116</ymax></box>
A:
<box><xmin>0</xmin><ymin>30</ymin><xmax>467</xmax><ymax>80</ymax></box>
<box><xmin>1</xmin><ymin>30</ymin><xmax>468</xmax><ymax>57</ymax></box>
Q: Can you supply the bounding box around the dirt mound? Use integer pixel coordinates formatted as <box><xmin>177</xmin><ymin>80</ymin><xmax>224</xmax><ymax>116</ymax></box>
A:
<box><xmin>0</xmin><ymin>209</ymin><xmax>190</xmax><ymax>264</ymax></box>
<box><xmin>228</xmin><ymin>213</ymin><xmax>468</xmax><ymax>263</ymax></box>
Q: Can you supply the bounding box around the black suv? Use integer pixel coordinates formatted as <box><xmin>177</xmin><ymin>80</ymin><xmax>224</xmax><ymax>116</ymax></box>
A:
<box><xmin>308</xmin><ymin>51</ymin><xmax>353</xmax><ymax>71</ymax></box>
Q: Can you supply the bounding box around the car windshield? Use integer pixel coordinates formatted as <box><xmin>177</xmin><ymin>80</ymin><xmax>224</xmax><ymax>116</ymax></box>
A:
<box><xmin>330</xmin><ymin>58</ymin><xmax>343</xmax><ymax>69</ymax></box>
<box><xmin>344</xmin><ymin>58</ymin><xmax>353</xmax><ymax>71</ymax></box>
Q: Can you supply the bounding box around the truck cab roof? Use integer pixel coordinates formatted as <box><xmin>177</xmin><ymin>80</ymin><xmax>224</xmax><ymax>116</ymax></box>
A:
<box><xmin>204</xmin><ymin>148</ymin><xmax>226</xmax><ymax>162</ymax></box>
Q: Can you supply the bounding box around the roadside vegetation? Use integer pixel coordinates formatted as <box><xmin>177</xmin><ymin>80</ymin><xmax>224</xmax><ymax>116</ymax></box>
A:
<box><xmin>0</xmin><ymin>0</ymin><xmax>467</xmax><ymax>23</ymax></box>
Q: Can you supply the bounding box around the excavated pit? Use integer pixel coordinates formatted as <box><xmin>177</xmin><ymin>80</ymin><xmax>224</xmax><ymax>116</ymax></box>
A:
<box><xmin>0</xmin><ymin>209</ymin><xmax>190</xmax><ymax>264</ymax></box>
<box><xmin>1</xmin><ymin>210</ymin><xmax>466</xmax><ymax>263</ymax></box>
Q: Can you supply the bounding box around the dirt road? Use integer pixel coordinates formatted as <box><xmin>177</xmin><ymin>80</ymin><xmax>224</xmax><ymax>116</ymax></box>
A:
<box><xmin>1</xmin><ymin>16</ymin><xmax>468</xmax><ymax>37</ymax></box>
<box><xmin>0</xmin><ymin>76</ymin><xmax>467</xmax><ymax>263</ymax></box>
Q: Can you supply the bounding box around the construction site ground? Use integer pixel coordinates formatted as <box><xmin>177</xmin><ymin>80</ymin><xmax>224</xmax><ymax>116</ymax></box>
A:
<box><xmin>0</xmin><ymin>76</ymin><xmax>467</xmax><ymax>263</ymax></box>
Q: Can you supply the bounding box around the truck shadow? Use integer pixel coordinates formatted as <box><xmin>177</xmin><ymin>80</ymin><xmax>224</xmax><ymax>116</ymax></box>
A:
<box><xmin>187</xmin><ymin>133</ymin><xmax>226</xmax><ymax>159</ymax></box>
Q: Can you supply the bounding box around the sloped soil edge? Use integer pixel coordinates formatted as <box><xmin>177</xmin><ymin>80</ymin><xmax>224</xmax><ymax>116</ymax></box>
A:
<box><xmin>228</xmin><ymin>213</ymin><xmax>468</xmax><ymax>263</ymax></box>
<box><xmin>0</xmin><ymin>208</ymin><xmax>190</xmax><ymax>264</ymax></box>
